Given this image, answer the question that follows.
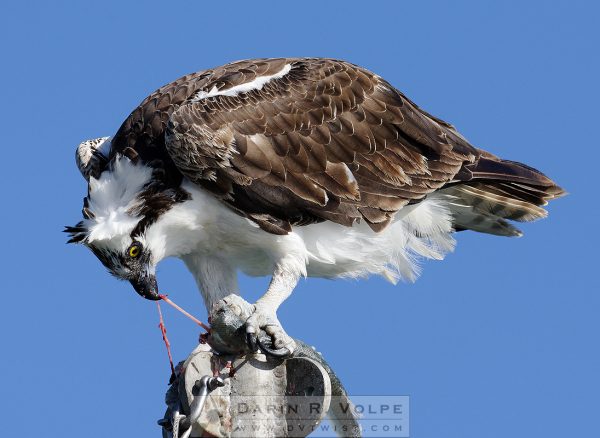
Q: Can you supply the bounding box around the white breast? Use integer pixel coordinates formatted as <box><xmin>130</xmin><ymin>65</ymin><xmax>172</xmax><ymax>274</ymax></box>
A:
<box><xmin>168</xmin><ymin>180</ymin><xmax>456</xmax><ymax>284</ymax></box>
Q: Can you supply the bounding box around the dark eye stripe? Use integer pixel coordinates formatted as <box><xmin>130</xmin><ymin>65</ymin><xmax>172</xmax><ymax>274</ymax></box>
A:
<box><xmin>87</xmin><ymin>245</ymin><xmax>128</xmax><ymax>278</ymax></box>
<box><xmin>128</xmin><ymin>185</ymin><xmax>191</xmax><ymax>238</ymax></box>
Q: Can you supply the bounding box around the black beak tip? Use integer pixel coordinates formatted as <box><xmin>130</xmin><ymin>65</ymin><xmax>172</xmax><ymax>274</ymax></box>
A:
<box><xmin>141</xmin><ymin>290</ymin><xmax>161</xmax><ymax>301</ymax></box>
<box><xmin>130</xmin><ymin>277</ymin><xmax>160</xmax><ymax>301</ymax></box>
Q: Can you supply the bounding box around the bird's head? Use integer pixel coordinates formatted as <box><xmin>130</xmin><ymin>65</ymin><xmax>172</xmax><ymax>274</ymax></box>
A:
<box><xmin>66</xmin><ymin>138</ymin><xmax>191</xmax><ymax>301</ymax></box>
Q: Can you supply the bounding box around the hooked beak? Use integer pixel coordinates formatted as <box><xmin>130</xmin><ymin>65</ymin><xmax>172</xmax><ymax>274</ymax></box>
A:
<box><xmin>129</xmin><ymin>275</ymin><xmax>160</xmax><ymax>301</ymax></box>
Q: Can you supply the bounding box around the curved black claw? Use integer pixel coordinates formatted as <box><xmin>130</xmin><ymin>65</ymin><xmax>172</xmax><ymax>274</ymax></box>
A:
<box><xmin>257</xmin><ymin>335</ymin><xmax>293</xmax><ymax>358</ymax></box>
<box><xmin>246</xmin><ymin>331</ymin><xmax>259</xmax><ymax>353</ymax></box>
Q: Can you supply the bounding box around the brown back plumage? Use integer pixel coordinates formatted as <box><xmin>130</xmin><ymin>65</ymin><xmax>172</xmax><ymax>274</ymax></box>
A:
<box><xmin>107</xmin><ymin>58</ymin><xmax>563</xmax><ymax>236</ymax></box>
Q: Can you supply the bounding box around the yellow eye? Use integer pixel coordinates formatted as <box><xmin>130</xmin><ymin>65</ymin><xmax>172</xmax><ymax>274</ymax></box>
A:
<box><xmin>129</xmin><ymin>245</ymin><xmax>141</xmax><ymax>258</ymax></box>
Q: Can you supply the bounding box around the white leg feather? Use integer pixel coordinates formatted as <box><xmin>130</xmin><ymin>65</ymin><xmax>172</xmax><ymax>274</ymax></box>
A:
<box><xmin>182</xmin><ymin>254</ymin><xmax>239</xmax><ymax>311</ymax></box>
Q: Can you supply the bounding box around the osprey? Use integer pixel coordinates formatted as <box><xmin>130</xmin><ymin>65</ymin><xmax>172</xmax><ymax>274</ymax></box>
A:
<box><xmin>66</xmin><ymin>58</ymin><xmax>564</xmax><ymax>353</ymax></box>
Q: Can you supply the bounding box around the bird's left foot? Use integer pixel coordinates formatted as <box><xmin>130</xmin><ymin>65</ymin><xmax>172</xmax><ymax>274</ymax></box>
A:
<box><xmin>246</xmin><ymin>304</ymin><xmax>296</xmax><ymax>357</ymax></box>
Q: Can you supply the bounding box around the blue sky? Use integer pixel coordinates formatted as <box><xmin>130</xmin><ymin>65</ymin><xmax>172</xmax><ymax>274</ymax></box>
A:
<box><xmin>0</xmin><ymin>1</ymin><xmax>597</xmax><ymax>436</ymax></box>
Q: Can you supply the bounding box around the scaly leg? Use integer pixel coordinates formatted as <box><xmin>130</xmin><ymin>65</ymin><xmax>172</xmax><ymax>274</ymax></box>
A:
<box><xmin>245</xmin><ymin>259</ymin><xmax>301</xmax><ymax>354</ymax></box>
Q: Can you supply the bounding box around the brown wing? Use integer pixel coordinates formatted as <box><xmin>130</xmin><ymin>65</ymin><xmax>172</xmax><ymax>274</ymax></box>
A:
<box><xmin>163</xmin><ymin>58</ymin><xmax>479</xmax><ymax>234</ymax></box>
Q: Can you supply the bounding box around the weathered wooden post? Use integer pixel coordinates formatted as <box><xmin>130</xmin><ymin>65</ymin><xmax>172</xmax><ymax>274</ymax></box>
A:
<box><xmin>158</xmin><ymin>295</ymin><xmax>360</xmax><ymax>438</ymax></box>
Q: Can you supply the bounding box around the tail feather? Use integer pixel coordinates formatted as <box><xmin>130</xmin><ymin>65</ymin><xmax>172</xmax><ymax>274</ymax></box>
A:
<box><xmin>443</xmin><ymin>195</ymin><xmax>522</xmax><ymax>236</ymax></box>
<box><xmin>440</xmin><ymin>154</ymin><xmax>565</xmax><ymax>236</ymax></box>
